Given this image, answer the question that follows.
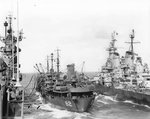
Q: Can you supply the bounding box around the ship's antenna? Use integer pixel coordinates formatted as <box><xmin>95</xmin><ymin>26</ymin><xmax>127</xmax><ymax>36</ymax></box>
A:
<box><xmin>11</xmin><ymin>15</ymin><xmax>15</xmax><ymax>81</ymax></box>
<box><xmin>9</xmin><ymin>1</ymin><xmax>15</xmax><ymax>81</ymax></box>
<box><xmin>15</xmin><ymin>0</ymin><xmax>22</xmax><ymax>87</ymax></box>
<box><xmin>125</xmin><ymin>29</ymin><xmax>140</xmax><ymax>60</ymax></box>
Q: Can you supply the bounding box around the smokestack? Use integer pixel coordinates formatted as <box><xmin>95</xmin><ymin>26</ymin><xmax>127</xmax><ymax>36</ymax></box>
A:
<box><xmin>67</xmin><ymin>64</ymin><xmax>75</xmax><ymax>80</ymax></box>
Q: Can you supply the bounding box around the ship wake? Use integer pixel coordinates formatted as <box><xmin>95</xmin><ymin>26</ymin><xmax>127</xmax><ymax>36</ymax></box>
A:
<box><xmin>31</xmin><ymin>103</ymin><xmax>92</xmax><ymax>119</ymax></box>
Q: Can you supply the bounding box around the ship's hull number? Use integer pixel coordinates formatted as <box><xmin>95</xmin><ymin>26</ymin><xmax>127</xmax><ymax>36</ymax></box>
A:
<box><xmin>65</xmin><ymin>101</ymin><xmax>72</xmax><ymax>107</ymax></box>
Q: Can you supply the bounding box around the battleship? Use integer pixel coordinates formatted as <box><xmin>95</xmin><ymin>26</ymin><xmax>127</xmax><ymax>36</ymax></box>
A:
<box><xmin>35</xmin><ymin>50</ymin><xmax>95</xmax><ymax>112</ymax></box>
<box><xmin>0</xmin><ymin>15</ymin><xmax>24</xmax><ymax>119</ymax></box>
<box><xmin>95</xmin><ymin>30</ymin><xmax>150</xmax><ymax>106</ymax></box>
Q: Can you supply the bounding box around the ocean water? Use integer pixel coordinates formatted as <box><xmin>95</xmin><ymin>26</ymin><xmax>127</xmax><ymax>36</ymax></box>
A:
<box><xmin>22</xmin><ymin>73</ymin><xmax>150</xmax><ymax>119</ymax></box>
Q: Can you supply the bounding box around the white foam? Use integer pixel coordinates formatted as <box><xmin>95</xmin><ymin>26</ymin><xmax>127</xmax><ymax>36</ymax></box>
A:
<box><xmin>36</xmin><ymin>103</ymin><xmax>72</xmax><ymax>118</ymax></box>
<box><xmin>24</xmin><ymin>115</ymin><xmax>34</xmax><ymax>119</ymax></box>
<box><xmin>51</xmin><ymin>109</ymin><xmax>72</xmax><ymax>118</ymax></box>
<box><xmin>105</xmin><ymin>95</ymin><xmax>119</xmax><ymax>102</ymax></box>
<box><xmin>97</xmin><ymin>99</ymin><xmax>109</xmax><ymax>104</ymax></box>
<box><xmin>72</xmin><ymin>112</ymin><xmax>91</xmax><ymax>119</ymax></box>
<box><xmin>96</xmin><ymin>94</ymin><xmax>118</xmax><ymax>104</ymax></box>
<box><xmin>123</xmin><ymin>100</ymin><xmax>133</xmax><ymax>104</ymax></box>
<box><xmin>123</xmin><ymin>100</ymin><xmax>150</xmax><ymax>109</ymax></box>
<box><xmin>38</xmin><ymin>103</ymin><xmax>92</xmax><ymax>119</ymax></box>
<box><xmin>143</xmin><ymin>105</ymin><xmax>150</xmax><ymax>109</ymax></box>
<box><xmin>95</xmin><ymin>95</ymin><xmax>100</xmax><ymax>100</ymax></box>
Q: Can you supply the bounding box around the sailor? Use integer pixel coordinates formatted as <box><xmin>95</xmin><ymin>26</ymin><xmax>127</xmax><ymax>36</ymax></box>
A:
<box><xmin>9</xmin><ymin>88</ymin><xmax>16</xmax><ymax>100</ymax></box>
<box><xmin>0</xmin><ymin>58</ymin><xmax>7</xmax><ymax>90</ymax></box>
<box><xmin>0</xmin><ymin>58</ymin><xmax>7</xmax><ymax>73</ymax></box>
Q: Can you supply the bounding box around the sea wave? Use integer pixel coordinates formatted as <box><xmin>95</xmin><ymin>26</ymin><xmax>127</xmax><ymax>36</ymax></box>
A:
<box><xmin>96</xmin><ymin>94</ymin><xmax>118</xmax><ymax>105</ymax></box>
<box><xmin>103</xmin><ymin>95</ymin><xmax>118</xmax><ymax>102</ymax></box>
<box><xmin>26</xmin><ymin>102</ymin><xmax>93</xmax><ymax>119</ymax></box>
<box><xmin>123</xmin><ymin>100</ymin><xmax>150</xmax><ymax>109</ymax></box>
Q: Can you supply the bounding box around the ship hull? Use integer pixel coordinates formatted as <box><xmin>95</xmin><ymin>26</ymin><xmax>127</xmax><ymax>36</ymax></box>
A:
<box><xmin>95</xmin><ymin>84</ymin><xmax>150</xmax><ymax>106</ymax></box>
<box><xmin>0</xmin><ymin>90</ymin><xmax>2</xmax><ymax>119</ymax></box>
<box><xmin>42</xmin><ymin>94</ymin><xmax>95</xmax><ymax>112</ymax></box>
<box><xmin>1</xmin><ymin>87</ymin><xmax>22</xmax><ymax>119</ymax></box>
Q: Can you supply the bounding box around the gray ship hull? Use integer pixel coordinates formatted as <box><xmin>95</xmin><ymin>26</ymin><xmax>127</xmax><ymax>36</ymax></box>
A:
<box><xmin>42</xmin><ymin>94</ymin><xmax>95</xmax><ymax>112</ymax></box>
<box><xmin>0</xmin><ymin>91</ymin><xmax>2</xmax><ymax>119</ymax></box>
<box><xmin>95</xmin><ymin>84</ymin><xmax>150</xmax><ymax>106</ymax></box>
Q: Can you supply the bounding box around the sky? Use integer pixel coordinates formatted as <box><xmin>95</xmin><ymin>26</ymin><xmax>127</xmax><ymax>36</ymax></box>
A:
<box><xmin>0</xmin><ymin>0</ymin><xmax>150</xmax><ymax>73</ymax></box>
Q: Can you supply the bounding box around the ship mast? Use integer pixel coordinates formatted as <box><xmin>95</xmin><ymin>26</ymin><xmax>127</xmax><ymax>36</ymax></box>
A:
<box><xmin>50</xmin><ymin>53</ymin><xmax>54</xmax><ymax>73</ymax></box>
<box><xmin>107</xmin><ymin>31</ymin><xmax>118</xmax><ymax>56</ymax></box>
<box><xmin>56</xmin><ymin>49</ymin><xmax>60</xmax><ymax>79</ymax></box>
<box><xmin>46</xmin><ymin>55</ymin><xmax>50</xmax><ymax>73</ymax></box>
<box><xmin>125</xmin><ymin>29</ymin><xmax>140</xmax><ymax>60</ymax></box>
<box><xmin>130</xmin><ymin>30</ymin><xmax>134</xmax><ymax>54</ymax></box>
<box><xmin>7</xmin><ymin>15</ymin><xmax>16</xmax><ymax>80</ymax></box>
<box><xmin>111</xmin><ymin>31</ymin><xmax>117</xmax><ymax>48</ymax></box>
